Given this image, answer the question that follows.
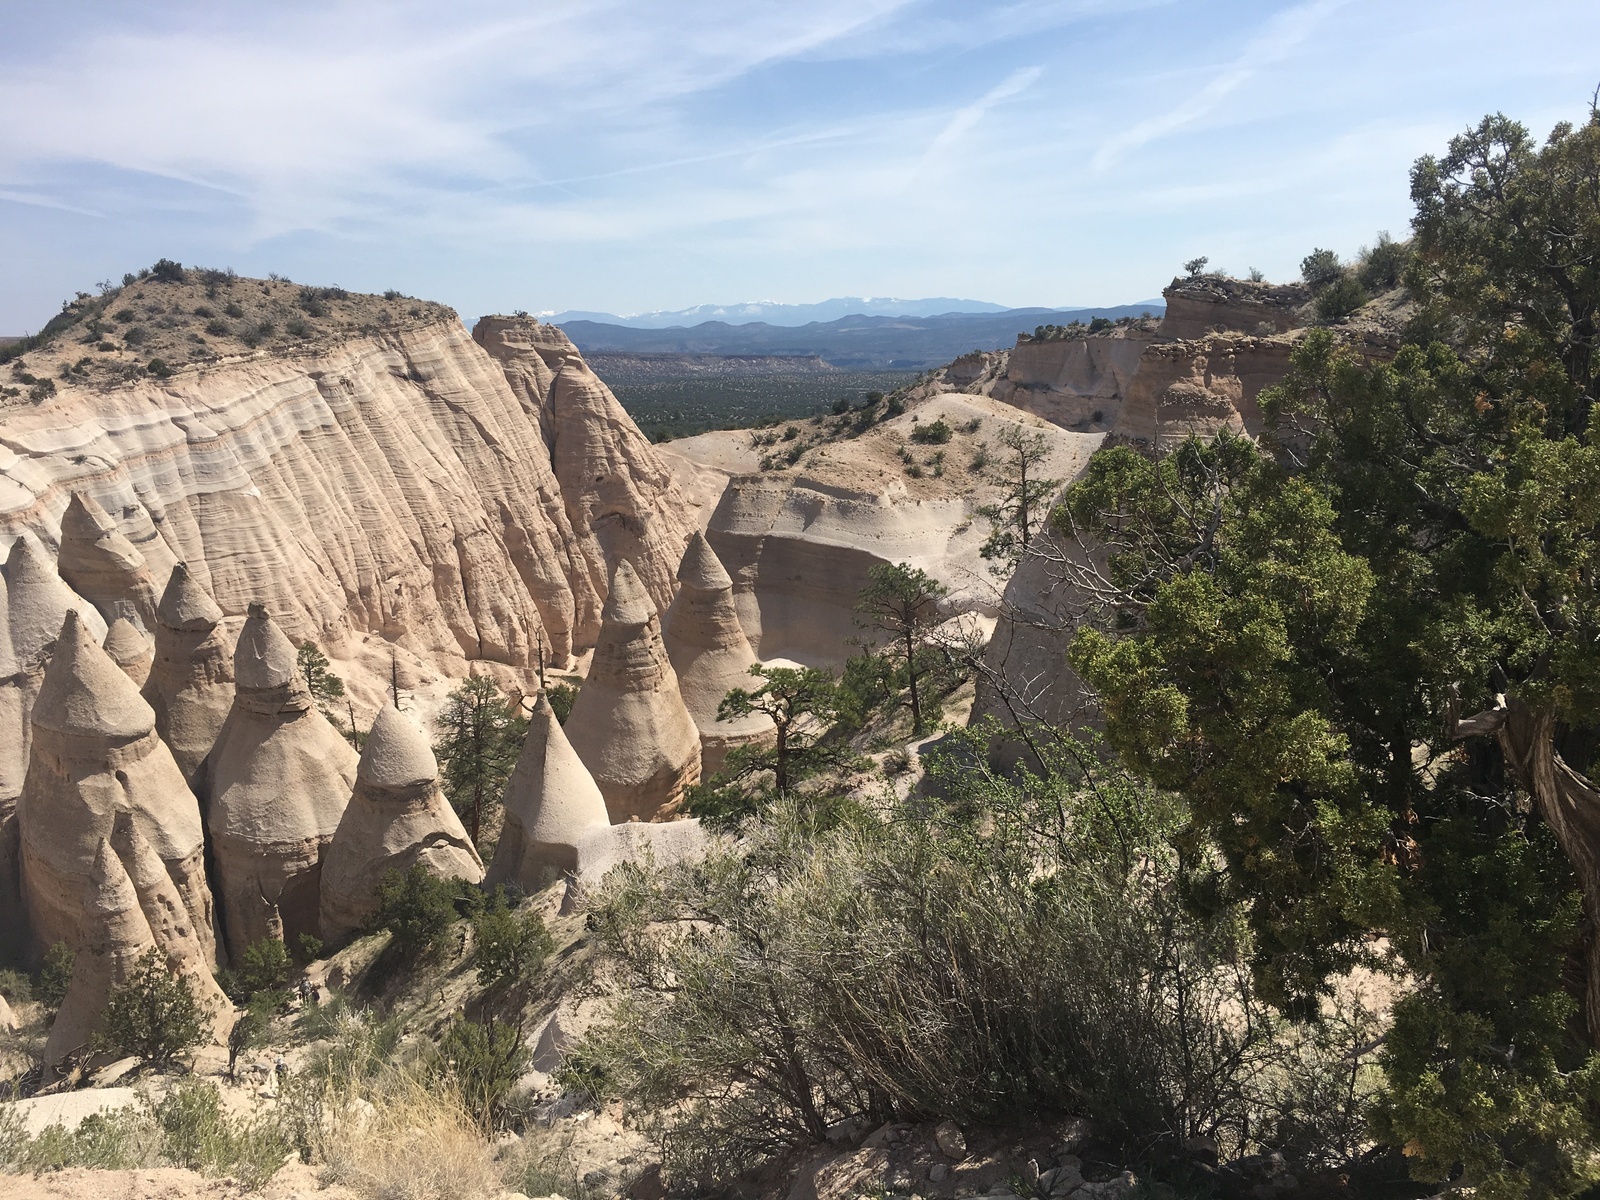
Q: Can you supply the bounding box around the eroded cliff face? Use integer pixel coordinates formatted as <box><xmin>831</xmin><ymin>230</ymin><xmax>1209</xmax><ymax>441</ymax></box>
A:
<box><xmin>0</xmin><ymin>307</ymin><xmax>693</xmax><ymax>677</ymax></box>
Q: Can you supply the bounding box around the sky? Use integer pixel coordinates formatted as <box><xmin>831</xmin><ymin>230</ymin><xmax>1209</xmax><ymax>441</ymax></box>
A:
<box><xmin>2</xmin><ymin>0</ymin><xmax>1597</xmax><ymax>331</ymax></box>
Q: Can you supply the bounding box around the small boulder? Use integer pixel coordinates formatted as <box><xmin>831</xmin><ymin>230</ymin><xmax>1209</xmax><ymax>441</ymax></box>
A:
<box><xmin>935</xmin><ymin>1119</ymin><xmax>968</xmax><ymax>1160</ymax></box>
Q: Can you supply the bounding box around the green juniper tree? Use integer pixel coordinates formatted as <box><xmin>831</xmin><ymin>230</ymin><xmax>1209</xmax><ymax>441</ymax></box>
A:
<box><xmin>855</xmin><ymin>563</ymin><xmax>948</xmax><ymax>737</ymax></box>
<box><xmin>1059</xmin><ymin>101</ymin><xmax>1600</xmax><ymax>1197</ymax></box>
<box><xmin>434</xmin><ymin>676</ymin><xmax>527</xmax><ymax>847</ymax></box>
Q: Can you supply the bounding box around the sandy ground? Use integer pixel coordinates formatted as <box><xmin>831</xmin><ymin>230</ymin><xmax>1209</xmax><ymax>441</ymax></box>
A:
<box><xmin>0</xmin><ymin>1161</ymin><xmax>360</xmax><ymax>1200</ymax></box>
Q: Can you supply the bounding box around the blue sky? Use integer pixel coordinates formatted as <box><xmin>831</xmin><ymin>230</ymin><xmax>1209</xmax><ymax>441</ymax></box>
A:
<box><xmin>2</xmin><ymin>0</ymin><xmax>1597</xmax><ymax>331</ymax></box>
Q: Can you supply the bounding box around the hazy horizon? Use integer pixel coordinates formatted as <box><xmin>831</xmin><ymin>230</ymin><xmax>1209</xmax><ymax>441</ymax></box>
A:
<box><xmin>2</xmin><ymin>0</ymin><xmax>1597</xmax><ymax>332</ymax></box>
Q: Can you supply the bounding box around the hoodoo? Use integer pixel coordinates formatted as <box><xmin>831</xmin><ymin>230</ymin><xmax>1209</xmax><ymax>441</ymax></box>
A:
<box><xmin>56</xmin><ymin>492</ymin><xmax>161</xmax><ymax>633</ymax></box>
<box><xmin>142</xmin><ymin>563</ymin><xmax>235</xmax><ymax>788</ymax></box>
<box><xmin>319</xmin><ymin>704</ymin><xmax>483</xmax><ymax>943</ymax></box>
<box><xmin>103</xmin><ymin>618</ymin><xmax>152</xmax><ymax>687</ymax></box>
<box><xmin>203</xmin><ymin>604</ymin><xmax>358</xmax><ymax>956</ymax></box>
<box><xmin>44</xmin><ymin>834</ymin><xmax>229</xmax><ymax>1069</ymax></box>
<box><xmin>565</xmin><ymin>560</ymin><xmax>701</xmax><ymax>823</ymax></box>
<box><xmin>5</xmin><ymin>535</ymin><xmax>107</xmax><ymax>671</ymax></box>
<box><xmin>17</xmin><ymin>611</ymin><xmax>216</xmax><ymax>965</ymax></box>
<box><xmin>663</xmin><ymin>531</ymin><xmax>774</xmax><ymax>777</ymax></box>
<box><xmin>486</xmin><ymin>691</ymin><xmax>610</xmax><ymax>890</ymax></box>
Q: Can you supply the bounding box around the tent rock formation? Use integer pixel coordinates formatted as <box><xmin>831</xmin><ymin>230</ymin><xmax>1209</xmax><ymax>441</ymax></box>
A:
<box><xmin>17</xmin><ymin>611</ymin><xmax>216</xmax><ymax>968</ymax></box>
<box><xmin>487</xmin><ymin>691</ymin><xmax>610</xmax><ymax>892</ymax></box>
<box><xmin>103</xmin><ymin>619</ymin><xmax>152</xmax><ymax>687</ymax></box>
<box><xmin>56</xmin><ymin>492</ymin><xmax>161</xmax><ymax>634</ymax></box>
<box><xmin>203</xmin><ymin>604</ymin><xmax>358</xmax><ymax>957</ymax></box>
<box><xmin>142</xmin><ymin>563</ymin><xmax>235</xmax><ymax>788</ymax></box>
<box><xmin>319</xmin><ymin>704</ymin><xmax>483</xmax><ymax>942</ymax></box>
<box><xmin>662</xmin><ymin>531</ymin><xmax>774</xmax><ymax>777</ymax></box>
<box><xmin>565</xmin><ymin>561</ymin><xmax>701</xmax><ymax>823</ymax></box>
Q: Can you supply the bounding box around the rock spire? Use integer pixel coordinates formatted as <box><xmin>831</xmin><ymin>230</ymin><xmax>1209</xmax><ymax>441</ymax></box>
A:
<box><xmin>56</xmin><ymin>492</ymin><xmax>161</xmax><ymax>632</ymax></box>
<box><xmin>18</xmin><ymin>611</ymin><xmax>217</xmax><ymax>968</ymax></box>
<box><xmin>103</xmin><ymin>618</ymin><xmax>153</xmax><ymax>686</ymax></box>
<box><xmin>486</xmin><ymin>691</ymin><xmax>610</xmax><ymax>890</ymax></box>
<box><xmin>319</xmin><ymin>704</ymin><xmax>483</xmax><ymax>943</ymax></box>
<box><xmin>662</xmin><ymin>531</ymin><xmax>774</xmax><ymax>777</ymax></box>
<box><xmin>5</xmin><ymin>534</ymin><xmax>107</xmax><ymax>669</ymax></box>
<box><xmin>565</xmin><ymin>560</ymin><xmax>700</xmax><ymax>822</ymax></box>
<box><xmin>203</xmin><ymin>604</ymin><xmax>358</xmax><ymax>957</ymax></box>
<box><xmin>142</xmin><ymin>563</ymin><xmax>235</xmax><ymax>788</ymax></box>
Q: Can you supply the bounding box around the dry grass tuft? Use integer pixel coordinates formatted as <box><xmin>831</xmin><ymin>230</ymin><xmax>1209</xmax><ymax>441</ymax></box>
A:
<box><xmin>319</xmin><ymin>1077</ymin><xmax>502</xmax><ymax>1200</ymax></box>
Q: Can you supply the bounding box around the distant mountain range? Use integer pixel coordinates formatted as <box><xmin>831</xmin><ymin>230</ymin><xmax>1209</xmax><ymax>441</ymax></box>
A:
<box><xmin>557</xmin><ymin>303</ymin><xmax>1166</xmax><ymax>370</ymax></box>
<box><xmin>546</xmin><ymin>297</ymin><xmax>1021</xmax><ymax>328</ymax></box>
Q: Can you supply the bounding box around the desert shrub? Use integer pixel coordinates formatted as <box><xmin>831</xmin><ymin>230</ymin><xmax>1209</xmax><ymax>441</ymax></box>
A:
<box><xmin>571</xmin><ymin>727</ymin><xmax>1379</xmax><ymax>1187</ymax></box>
<box><xmin>1089</xmin><ymin>315</ymin><xmax>1113</xmax><ymax>333</ymax></box>
<box><xmin>1357</xmin><ymin>230</ymin><xmax>1411</xmax><ymax>291</ymax></box>
<box><xmin>122</xmin><ymin>326</ymin><xmax>147</xmax><ymax>346</ymax></box>
<box><xmin>152</xmin><ymin>1077</ymin><xmax>291</xmax><ymax>1186</ymax></box>
<box><xmin>149</xmin><ymin>258</ymin><xmax>185</xmax><ymax>283</ymax></box>
<box><xmin>1300</xmin><ymin>247</ymin><xmax>1343</xmax><ymax>290</ymax></box>
<box><xmin>99</xmin><ymin>948</ymin><xmax>211</xmax><ymax>1069</ymax></box>
<box><xmin>286</xmin><ymin>315</ymin><xmax>310</xmax><ymax>338</ymax></box>
<box><xmin>36</xmin><ymin>940</ymin><xmax>73</xmax><ymax>1012</ymax></box>
<box><xmin>471</xmin><ymin>891</ymin><xmax>553</xmax><ymax>990</ymax></box>
<box><xmin>27</xmin><ymin>379</ymin><xmax>56</xmax><ymax>403</ymax></box>
<box><xmin>317</xmin><ymin>1075</ymin><xmax>500</xmax><ymax>1200</ymax></box>
<box><xmin>0</xmin><ymin>969</ymin><xmax>31</xmax><ymax>1004</ymax></box>
<box><xmin>437</xmin><ymin>1015</ymin><xmax>530</xmax><ymax>1128</ymax></box>
<box><xmin>1314</xmin><ymin>275</ymin><xmax>1369</xmax><ymax>322</ymax></box>
<box><xmin>546</xmin><ymin>680</ymin><xmax>579</xmax><ymax>724</ymax></box>
<box><xmin>294</xmin><ymin>932</ymin><xmax>323</xmax><ymax>966</ymax></box>
<box><xmin>909</xmin><ymin>418</ymin><xmax>952</xmax><ymax>445</ymax></box>
<box><xmin>226</xmin><ymin>936</ymin><xmax>291</xmax><ymax>1005</ymax></box>
<box><xmin>223</xmin><ymin>301</ymin><xmax>244</xmax><ymax>318</ymax></box>
<box><xmin>371</xmin><ymin>864</ymin><xmax>469</xmax><ymax>958</ymax></box>
<box><xmin>17</xmin><ymin>1106</ymin><xmax>157</xmax><ymax>1171</ymax></box>
<box><xmin>204</xmin><ymin>318</ymin><xmax>229</xmax><ymax>337</ymax></box>
<box><xmin>831</xmin><ymin>397</ymin><xmax>851</xmax><ymax>414</ymax></box>
<box><xmin>147</xmin><ymin>358</ymin><xmax>172</xmax><ymax>378</ymax></box>
<box><xmin>1184</xmin><ymin>255</ymin><xmax>1210</xmax><ymax>276</ymax></box>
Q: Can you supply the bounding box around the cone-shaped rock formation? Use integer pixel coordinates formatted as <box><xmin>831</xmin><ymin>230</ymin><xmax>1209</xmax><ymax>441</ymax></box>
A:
<box><xmin>142</xmin><ymin>564</ymin><xmax>235</xmax><ymax>788</ymax></box>
<box><xmin>5</xmin><ymin>535</ymin><xmax>107</xmax><ymax>669</ymax></box>
<box><xmin>18</xmin><ymin>611</ymin><xmax>216</xmax><ymax>967</ymax></box>
<box><xmin>203</xmin><ymin>604</ymin><xmax>358</xmax><ymax>956</ymax></box>
<box><xmin>319</xmin><ymin>704</ymin><xmax>483</xmax><ymax>942</ymax></box>
<box><xmin>103</xmin><ymin>618</ymin><xmax>153</xmax><ymax>687</ymax></box>
<box><xmin>487</xmin><ymin>691</ymin><xmax>610</xmax><ymax>890</ymax></box>
<box><xmin>57</xmin><ymin>492</ymin><xmax>161</xmax><ymax>633</ymax></box>
<box><xmin>662</xmin><ymin>531</ymin><xmax>775</xmax><ymax>777</ymax></box>
<box><xmin>43</xmin><ymin>833</ymin><xmax>230</xmax><ymax>1069</ymax></box>
<box><xmin>565</xmin><ymin>561</ymin><xmax>700</xmax><ymax>822</ymax></box>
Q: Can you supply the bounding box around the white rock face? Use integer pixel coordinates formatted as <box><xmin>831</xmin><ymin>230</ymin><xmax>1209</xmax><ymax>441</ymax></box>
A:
<box><xmin>203</xmin><ymin>604</ymin><xmax>358</xmax><ymax>957</ymax></box>
<box><xmin>0</xmin><ymin>316</ymin><xmax>691</xmax><ymax>678</ymax></box>
<box><xmin>102</xmin><ymin>618</ymin><xmax>152</xmax><ymax>687</ymax></box>
<box><xmin>565</xmin><ymin>561</ymin><xmax>701</xmax><ymax>823</ymax></box>
<box><xmin>662</xmin><ymin>531</ymin><xmax>773</xmax><ymax>777</ymax></box>
<box><xmin>319</xmin><ymin>704</ymin><xmax>483</xmax><ymax>943</ymax></box>
<box><xmin>486</xmin><ymin>691</ymin><xmax>610</xmax><ymax>891</ymax></box>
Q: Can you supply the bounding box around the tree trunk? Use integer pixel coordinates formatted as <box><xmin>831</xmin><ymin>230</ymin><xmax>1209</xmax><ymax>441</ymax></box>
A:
<box><xmin>905</xmin><ymin>625</ymin><xmax>922</xmax><ymax>735</ymax></box>
<box><xmin>1456</xmin><ymin>693</ymin><xmax>1600</xmax><ymax>1041</ymax></box>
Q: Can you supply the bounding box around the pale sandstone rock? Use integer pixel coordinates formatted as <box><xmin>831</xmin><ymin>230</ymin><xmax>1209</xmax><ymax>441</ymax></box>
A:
<box><xmin>0</xmin><ymin>571</ymin><xmax>24</xmax><ymax>960</ymax></box>
<box><xmin>44</xmin><ymin>836</ymin><xmax>228</xmax><ymax>1069</ymax></box>
<box><xmin>1157</xmin><ymin>274</ymin><xmax>1307</xmax><ymax>341</ymax></box>
<box><xmin>662</xmin><ymin>531</ymin><xmax>773</xmax><ymax>776</ymax></box>
<box><xmin>474</xmin><ymin>316</ymin><xmax>697</xmax><ymax>648</ymax></box>
<box><xmin>565</xmin><ymin>561</ymin><xmax>700</xmax><ymax>823</ymax></box>
<box><xmin>570</xmin><ymin>817</ymin><xmax>710</xmax><ymax>887</ymax></box>
<box><xmin>319</xmin><ymin>704</ymin><xmax>483</xmax><ymax>942</ymax></box>
<box><xmin>5</xmin><ymin>535</ymin><xmax>106</xmax><ymax>670</ymax></box>
<box><xmin>203</xmin><ymin>604</ymin><xmax>358</xmax><ymax>957</ymax></box>
<box><xmin>141</xmin><ymin>562</ymin><xmax>235</xmax><ymax>788</ymax></box>
<box><xmin>0</xmin><ymin>315</ymin><xmax>690</xmax><ymax>681</ymax></box>
<box><xmin>18</xmin><ymin>611</ymin><xmax>216</xmax><ymax>967</ymax></box>
<box><xmin>102</xmin><ymin>618</ymin><xmax>152</xmax><ymax>686</ymax></box>
<box><xmin>486</xmin><ymin>691</ymin><xmax>610</xmax><ymax>891</ymax></box>
<box><xmin>56</xmin><ymin>492</ymin><xmax>161</xmax><ymax>633</ymax></box>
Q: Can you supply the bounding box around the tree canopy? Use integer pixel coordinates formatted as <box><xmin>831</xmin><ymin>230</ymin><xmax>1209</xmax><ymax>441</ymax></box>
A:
<box><xmin>1059</xmin><ymin>101</ymin><xmax>1600</xmax><ymax>1196</ymax></box>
